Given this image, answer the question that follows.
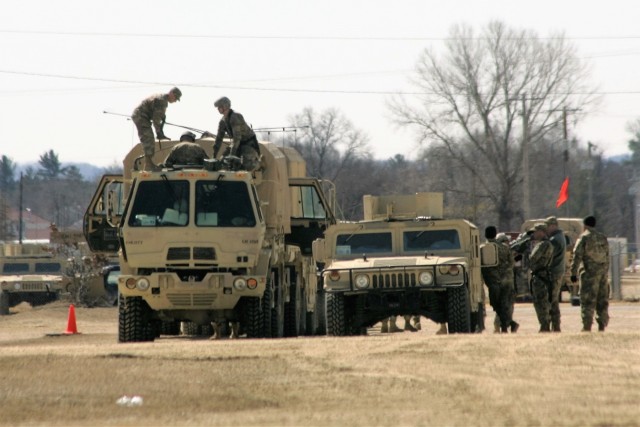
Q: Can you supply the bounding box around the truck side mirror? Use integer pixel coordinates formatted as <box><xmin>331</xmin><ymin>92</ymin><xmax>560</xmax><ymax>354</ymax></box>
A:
<box><xmin>480</xmin><ymin>242</ymin><xmax>499</xmax><ymax>267</ymax></box>
<box><xmin>312</xmin><ymin>238</ymin><xmax>326</xmax><ymax>263</ymax></box>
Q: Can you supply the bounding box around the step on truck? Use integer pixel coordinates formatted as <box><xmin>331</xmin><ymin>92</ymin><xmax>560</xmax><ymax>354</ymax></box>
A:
<box><xmin>83</xmin><ymin>136</ymin><xmax>335</xmax><ymax>341</ymax></box>
<box><xmin>313</xmin><ymin>193</ymin><xmax>498</xmax><ymax>335</ymax></box>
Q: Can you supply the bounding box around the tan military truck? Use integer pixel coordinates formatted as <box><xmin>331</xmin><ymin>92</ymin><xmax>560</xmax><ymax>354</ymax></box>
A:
<box><xmin>0</xmin><ymin>243</ymin><xmax>70</xmax><ymax>315</ymax></box>
<box><xmin>84</xmin><ymin>137</ymin><xmax>335</xmax><ymax>342</ymax></box>
<box><xmin>520</xmin><ymin>218</ymin><xmax>583</xmax><ymax>306</ymax></box>
<box><xmin>313</xmin><ymin>193</ymin><xmax>497</xmax><ymax>335</ymax></box>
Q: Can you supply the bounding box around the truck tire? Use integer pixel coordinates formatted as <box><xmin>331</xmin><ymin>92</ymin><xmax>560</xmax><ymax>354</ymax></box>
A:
<box><xmin>326</xmin><ymin>292</ymin><xmax>347</xmax><ymax>336</ymax></box>
<box><xmin>244</xmin><ymin>297</ymin><xmax>266</xmax><ymax>338</ymax></box>
<box><xmin>0</xmin><ymin>291</ymin><xmax>9</xmax><ymax>315</ymax></box>
<box><xmin>314</xmin><ymin>290</ymin><xmax>327</xmax><ymax>335</ymax></box>
<box><xmin>447</xmin><ymin>286</ymin><xmax>471</xmax><ymax>333</ymax></box>
<box><xmin>160</xmin><ymin>320</ymin><xmax>181</xmax><ymax>336</ymax></box>
<box><xmin>182</xmin><ymin>321</ymin><xmax>200</xmax><ymax>336</ymax></box>
<box><xmin>118</xmin><ymin>295</ymin><xmax>155</xmax><ymax>342</ymax></box>
<box><xmin>271</xmin><ymin>270</ymin><xmax>285</xmax><ymax>338</ymax></box>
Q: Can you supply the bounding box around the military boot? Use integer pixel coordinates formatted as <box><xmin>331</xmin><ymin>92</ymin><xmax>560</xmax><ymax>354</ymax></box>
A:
<box><xmin>598</xmin><ymin>323</ymin><xmax>606</xmax><ymax>332</ymax></box>
<box><xmin>413</xmin><ymin>316</ymin><xmax>422</xmax><ymax>330</ymax></box>
<box><xmin>552</xmin><ymin>322</ymin><xmax>561</xmax><ymax>333</ymax></box>
<box><xmin>389</xmin><ymin>317</ymin><xmax>403</xmax><ymax>333</ymax></box>
<box><xmin>510</xmin><ymin>321</ymin><xmax>520</xmax><ymax>333</ymax></box>
<box><xmin>404</xmin><ymin>316</ymin><xmax>418</xmax><ymax>332</ymax></box>
<box><xmin>210</xmin><ymin>322</ymin><xmax>222</xmax><ymax>340</ymax></box>
<box><xmin>539</xmin><ymin>322</ymin><xmax>551</xmax><ymax>333</ymax></box>
<box><xmin>143</xmin><ymin>155</ymin><xmax>161</xmax><ymax>172</ymax></box>
<box><xmin>436</xmin><ymin>323</ymin><xmax>448</xmax><ymax>335</ymax></box>
<box><xmin>581</xmin><ymin>324</ymin><xmax>592</xmax><ymax>332</ymax></box>
<box><xmin>230</xmin><ymin>322</ymin><xmax>240</xmax><ymax>339</ymax></box>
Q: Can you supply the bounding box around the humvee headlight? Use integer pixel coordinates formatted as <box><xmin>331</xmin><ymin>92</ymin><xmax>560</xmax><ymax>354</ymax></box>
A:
<box><xmin>136</xmin><ymin>278</ymin><xmax>150</xmax><ymax>291</ymax></box>
<box><xmin>438</xmin><ymin>265</ymin><xmax>461</xmax><ymax>276</ymax></box>
<box><xmin>14</xmin><ymin>283</ymin><xmax>21</xmax><ymax>290</ymax></box>
<box><xmin>419</xmin><ymin>271</ymin><xmax>434</xmax><ymax>286</ymax></box>
<box><xmin>125</xmin><ymin>278</ymin><xmax>137</xmax><ymax>290</ymax></box>
<box><xmin>354</xmin><ymin>274</ymin><xmax>370</xmax><ymax>289</ymax></box>
<box><xmin>329</xmin><ymin>271</ymin><xmax>341</xmax><ymax>281</ymax></box>
<box><xmin>233</xmin><ymin>278</ymin><xmax>247</xmax><ymax>291</ymax></box>
<box><xmin>247</xmin><ymin>278</ymin><xmax>258</xmax><ymax>290</ymax></box>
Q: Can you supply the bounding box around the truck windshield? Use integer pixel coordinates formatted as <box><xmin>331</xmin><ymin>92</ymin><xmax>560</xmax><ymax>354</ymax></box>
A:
<box><xmin>290</xmin><ymin>185</ymin><xmax>327</xmax><ymax>219</ymax></box>
<box><xmin>335</xmin><ymin>232</ymin><xmax>392</xmax><ymax>256</ymax></box>
<box><xmin>403</xmin><ymin>229</ymin><xmax>461</xmax><ymax>251</ymax></box>
<box><xmin>128</xmin><ymin>180</ymin><xmax>189</xmax><ymax>227</ymax></box>
<box><xmin>195</xmin><ymin>180</ymin><xmax>256</xmax><ymax>227</ymax></box>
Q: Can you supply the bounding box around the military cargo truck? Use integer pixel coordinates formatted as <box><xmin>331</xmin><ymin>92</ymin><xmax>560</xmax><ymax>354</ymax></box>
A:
<box><xmin>84</xmin><ymin>137</ymin><xmax>335</xmax><ymax>342</ymax></box>
<box><xmin>0</xmin><ymin>243</ymin><xmax>70</xmax><ymax>315</ymax></box>
<box><xmin>313</xmin><ymin>193</ymin><xmax>497</xmax><ymax>335</ymax></box>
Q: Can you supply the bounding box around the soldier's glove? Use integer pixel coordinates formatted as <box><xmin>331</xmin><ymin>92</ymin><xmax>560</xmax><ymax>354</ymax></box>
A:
<box><xmin>570</xmin><ymin>275</ymin><xmax>578</xmax><ymax>283</ymax></box>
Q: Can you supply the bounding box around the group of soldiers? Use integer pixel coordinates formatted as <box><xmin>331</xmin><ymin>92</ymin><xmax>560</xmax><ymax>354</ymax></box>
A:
<box><xmin>131</xmin><ymin>87</ymin><xmax>260</xmax><ymax>171</ymax></box>
<box><xmin>483</xmin><ymin>215</ymin><xmax>610</xmax><ymax>333</ymax></box>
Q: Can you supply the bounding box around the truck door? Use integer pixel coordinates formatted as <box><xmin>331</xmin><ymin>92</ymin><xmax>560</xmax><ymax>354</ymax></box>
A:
<box><xmin>83</xmin><ymin>174</ymin><xmax>125</xmax><ymax>253</ymax></box>
<box><xmin>287</xmin><ymin>178</ymin><xmax>336</xmax><ymax>255</ymax></box>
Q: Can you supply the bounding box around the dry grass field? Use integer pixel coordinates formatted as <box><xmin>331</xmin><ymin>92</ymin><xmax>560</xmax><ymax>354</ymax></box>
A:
<box><xmin>0</xmin><ymin>291</ymin><xmax>639</xmax><ymax>426</ymax></box>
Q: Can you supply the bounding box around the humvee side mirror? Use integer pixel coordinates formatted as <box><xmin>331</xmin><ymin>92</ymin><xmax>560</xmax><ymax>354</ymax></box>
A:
<box><xmin>312</xmin><ymin>238</ymin><xmax>326</xmax><ymax>263</ymax></box>
<box><xmin>480</xmin><ymin>242</ymin><xmax>499</xmax><ymax>267</ymax></box>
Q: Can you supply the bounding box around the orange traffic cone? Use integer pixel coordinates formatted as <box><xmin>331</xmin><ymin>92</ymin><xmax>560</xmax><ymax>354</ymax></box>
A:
<box><xmin>64</xmin><ymin>304</ymin><xmax>80</xmax><ymax>335</ymax></box>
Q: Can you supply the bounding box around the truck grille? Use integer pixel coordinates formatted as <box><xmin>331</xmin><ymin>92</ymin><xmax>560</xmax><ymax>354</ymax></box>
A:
<box><xmin>167</xmin><ymin>247</ymin><xmax>190</xmax><ymax>260</ymax></box>
<box><xmin>193</xmin><ymin>247</ymin><xmax>216</xmax><ymax>260</ymax></box>
<box><xmin>21</xmin><ymin>282</ymin><xmax>47</xmax><ymax>291</ymax></box>
<box><xmin>372</xmin><ymin>272</ymin><xmax>417</xmax><ymax>289</ymax></box>
<box><xmin>166</xmin><ymin>293</ymin><xmax>217</xmax><ymax>307</ymax></box>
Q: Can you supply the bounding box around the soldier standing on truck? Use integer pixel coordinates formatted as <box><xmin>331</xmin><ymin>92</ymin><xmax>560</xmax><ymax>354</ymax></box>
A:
<box><xmin>528</xmin><ymin>223</ymin><xmax>554</xmax><ymax>332</ymax></box>
<box><xmin>481</xmin><ymin>227</ymin><xmax>514</xmax><ymax>333</ymax></box>
<box><xmin>545</xmin><ymin>216</ymin><xmax>566</xmax><ymax>332</ymax></box>
<box><xmin>211</xmin><ymin>96</ymin><xmax>261</xmax><ymax>171</ymax></box>
<box><xmin>570</xmin><ymin>216</ymin><xmax>610</xmax><ymax>332</ymax></box>
<box><xmin>131</xmin><ymin>87</ymin><xmax>182</xmax><ymax>171</ymax></box>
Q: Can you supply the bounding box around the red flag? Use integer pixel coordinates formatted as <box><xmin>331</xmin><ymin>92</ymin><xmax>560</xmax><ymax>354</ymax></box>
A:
<box><xmin>556</xmin><ymin>177</ymin><xmax>569</xmax><ymax>208</ymax></box>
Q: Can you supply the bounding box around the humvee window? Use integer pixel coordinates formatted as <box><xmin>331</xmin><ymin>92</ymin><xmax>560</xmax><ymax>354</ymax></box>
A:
<box><xmin>290</xmin><ymin>185</ymin><xmax>327</xmax><ymax>219</ymax></box>
<box><xmin>403</xmin><ymin>229</ymin><xmax>461</xmax><ymax>251</ymax></box>
<box><xmin>128</xmin><ymin>180</ymin><xmax>189</xmax><ymax>227</ymax></box>
<box><xmin>195</xmin><ymin>181</ymin><xmax>256</xmax><ymax>227</ymax></box>
<box><xmin>336</xmin><ymin>232</ymin><xmax>392</xmax><ymax>256</ymax></box>
<box><xmin>35</xmin><ymin>262</ymin><xmax>62</xmax><ymax>273</ymax></box>
<box><xmin>3</xmin><ymin>263</ymin><xmax>29</xmax><ymax>274</ymax></box>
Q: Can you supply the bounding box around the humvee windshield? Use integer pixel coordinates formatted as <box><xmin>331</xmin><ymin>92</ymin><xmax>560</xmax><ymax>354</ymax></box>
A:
<box><xmin>3</xmin><ymin>263</ymin><xmax>29</xmax><ymax>274</ymax></box>
<box><xmin>336</xmin><ymin>232</ymin><xmax>392</xmax><ymax>256</ymax></box>
<box><xmin>35</xmin><ymin>262</ymin><xmax>62</xmax><ymax>273</ymax></box>
<box><xmin>403</xmin><ymin>229</ymin><xmax>461</xmax><ymax>251</ymax></box>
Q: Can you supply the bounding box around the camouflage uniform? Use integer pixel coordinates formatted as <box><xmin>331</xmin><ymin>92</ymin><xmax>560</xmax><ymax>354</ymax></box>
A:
<box><xmin>547</xmin><ymin>224</ymin><xmax>566</xmax><ymax>331</ymax></box>
<box><xmin>481</xmin><ymin>239</ymin><xmax>514</xmax><ymax>332</ymax></box>
<box><xmin>571</xmin><ymin>227</ymin><xmax>610</xmax><ymax>331</ymax></box>
<box><xmin>213</xmin><ymin>109</ymin><xmax>260</xmax><ymax>171</ymax></box>
<box><xmin>529</xmin><ymin>235</ymin><xmax>554</xmax><ymax>332</ymax></box>
<box><xmin>164</xmin><ymin>142</ymin><xmax>209</xmax><ymax>167</ymax></box>
<box><xmin>132</xmin><ymin>93</ymin><xmax>170</xmax><ymax>156</ymax></box>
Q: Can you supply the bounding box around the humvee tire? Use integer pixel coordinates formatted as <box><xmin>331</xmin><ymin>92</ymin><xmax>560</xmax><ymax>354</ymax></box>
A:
<box><xmin>0</xmin><ymin>291</ymin><xmax>9</xmax><ymax>315</ymax></box>
<box><xmin>326</xmin><ymin>292</ymin><xmax>347</xmax><ymax>336</ymax></box>
<box><xmin>284</xmin><ymin>277</ymin><xmax>302</xmax><ymax>337</ymax></box>
<box><xmin>314</xmin><ymin>290</ymin><xmax>326</xmax><ymax>335</ymax></box>
<box><xmin>160</xmin><ymin>320</ymin><xmax>181</xmax><ymax>336</ymax></box>
<box><xmin>447</xmin><ymin>286</ymin><xmax>471</xmax><ymax>333</ymax></box>
<box><xmin>118</xmin><ymin>295</ymin><xmax>154</xmax><ymax>342</ymax></box>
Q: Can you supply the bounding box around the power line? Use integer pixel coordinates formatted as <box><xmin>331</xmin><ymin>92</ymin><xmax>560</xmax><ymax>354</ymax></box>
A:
<box><xmin>2</xmin><ymin>69</ymin><xmax>640</xmax><ymax>97</ymax></box>
<box><xmin>4</xmin><ymin>29</ymin><xmax>640</xmax><ymax>41</ymax></box>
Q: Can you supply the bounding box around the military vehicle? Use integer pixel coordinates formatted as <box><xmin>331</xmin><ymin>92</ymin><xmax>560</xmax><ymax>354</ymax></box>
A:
<box><xmin>84</xmin><ymin>136</ymin><xmax>335</xmax><ymax>342</ymax></box>
<box><xmin>312</xmin><ymin>193</ymin><xmax>498</xmax><ymax>335</ymax></box>
<box><xmin>0</xmin><ymin>243</ymin><xmax>70</xmax><ymax>315</ymax></box>
<box><xmin>520</xmin><ymin>218</ymin><xmax>583</xmax><ymax>306</ymax></box>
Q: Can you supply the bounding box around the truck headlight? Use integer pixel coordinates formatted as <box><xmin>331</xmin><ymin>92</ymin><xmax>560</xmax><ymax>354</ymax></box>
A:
<box><xmin>419</xmin><ymin>271</ymin><xmax>434</xmax><ymax>286</ymax></box>
<box><xmin>354</xmin><ymin>274</ymin><xmax>370</xmax><ymax>289</ymax></box>
<box><xmin>233</xmin><ymin>278</ymin><xmax>247</xmax><ymax>291</ymax></box>
<box><xmin>14</xmin><ymin>283</ymin><xmax>21</xmax><ymax>290</ymax></box>
<box><xmin>136</xmin><ymin>278</ymin><xmax>150</xmax><ymax>291</ymax></box>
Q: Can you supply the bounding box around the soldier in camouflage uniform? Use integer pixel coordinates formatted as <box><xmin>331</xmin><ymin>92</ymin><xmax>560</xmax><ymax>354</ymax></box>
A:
<box><xmin>570</xmin><ymin>216</ymin><xmax>610</xmax><ymax>332</ymax></box>
<box><xmin>492</xmin><ymin>233</ymin><xmax>519</xmax><ymax>333</ymax></box>
<box><xmin>545</xmin><ymin>216</ymin><xmax>566</xmax><ymax>332</ymax></box>
<box><xmin>481</xmin><ymin>227</ymin><xmax>514</xmax><ymax>333</ymax></box>
<box><xmin>212</xmin><ymin>97</ymin><xmax>261</xmax><ymax>171</ymax></box>
<box><xmin>529</xmin><ymin>223</ymin><xmax>554</xmax><ymax>332</ymax></box>
<box><xmin>131</xmin><ymin>87</ymin><xmax>182</xmax><ymax>171</ymax></box>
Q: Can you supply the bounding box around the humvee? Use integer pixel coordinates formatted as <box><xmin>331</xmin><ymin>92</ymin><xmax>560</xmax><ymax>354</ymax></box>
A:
<box><xmin>313</xmin><ymin>193</ymin><xmax>497</xmax><ymax>335</ymax></box>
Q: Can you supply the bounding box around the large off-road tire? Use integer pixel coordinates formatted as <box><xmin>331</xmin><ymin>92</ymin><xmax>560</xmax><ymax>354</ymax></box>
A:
<box><xmin>326</xmin><ymin>292</ymin><xmax>347</xmax><ymax>336</ymax></box>
<box><xmin>244</xmin><ymin>297</ymin><xmax>266</xmax><ymax>338</ymax></box>
<box><xmin>284</xmin><ymin>276</ymin><xmax>302</xmax><ymax>337</ymax></box>
<box><xmin>182</xmin><ymin>321</ymin><xmax>200</xmax><ymax>336</ymax></box>
<box><xmin>0</xmin><ymin>291</ymin><xmax>9</xmax><ymax>316</ymax></box>
<box><xmin>160</xmin><ymin>320</ymin><xmax>181</xmax><ymax>336</ymax></box>
<box><xmin>447</xmin><ymin>286</ymin><xmax>471</xmax><ymax>333</ymax></box>
<box><xmin>271</xmin><ymin>270</ymin><xmax>285</xmax><ymax>338</ymax></box>
<box><xmin>118</xmin><ymin>295</ymin><xmax>155</xmax><ymax>342</ymax></box>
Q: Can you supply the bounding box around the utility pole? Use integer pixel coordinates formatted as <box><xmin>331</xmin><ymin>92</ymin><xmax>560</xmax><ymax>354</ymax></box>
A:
<box><xmin>18</xmin><ymin>172</ymin><xmax>23</xmax><ymax>244</ymax></box>
<box><xmin>522</xmin><ymin>94</ymin><xmax>530</xmax><ymax>218</ymax></box>
<box><xmin>562</xmin><ymin>107</ymin><xmax>569</xmax><ymax>216</ymax></box>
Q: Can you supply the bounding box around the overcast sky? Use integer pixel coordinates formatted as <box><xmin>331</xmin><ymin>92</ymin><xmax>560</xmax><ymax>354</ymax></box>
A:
<box><xmin>2</xmin><ymin>0</ymin><xmax>639</xmax><ymax>168</ymax></box>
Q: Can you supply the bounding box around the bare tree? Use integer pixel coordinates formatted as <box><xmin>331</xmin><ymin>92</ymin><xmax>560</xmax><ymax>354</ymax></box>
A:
<box><xmin>391</xmin><ymin>21</ymin><xmax>596</xmax><ymax>229</ymax></box>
